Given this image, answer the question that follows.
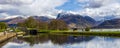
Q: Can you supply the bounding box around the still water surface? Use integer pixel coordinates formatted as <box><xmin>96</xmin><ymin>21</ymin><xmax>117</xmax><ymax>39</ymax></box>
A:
<box><xmin>1</xmin><ymin>34</ymin><xmax>120</xmax><ymax>48</ymax></box>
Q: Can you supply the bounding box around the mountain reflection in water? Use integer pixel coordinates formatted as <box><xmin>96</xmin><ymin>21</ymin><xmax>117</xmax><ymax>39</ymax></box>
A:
<box><xmin>17</xmin><ymin>34</ymin><xmax>94</xmax><ymax>45</ymax></box>
<box><xmin>2</xmin><ymin>34</ymin><xmax>120</xmax><ymax>48</ymax></box>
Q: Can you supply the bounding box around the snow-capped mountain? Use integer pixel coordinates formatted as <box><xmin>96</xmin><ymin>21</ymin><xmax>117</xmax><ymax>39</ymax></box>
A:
<box><xmin>57</xmin><ymin>12</ymin><xmax>96</xmax><ymax>28</ymax></box>
<box><xmin>94</xmin><ymin>18</ymin><xmax>120</xmax><ymax>28</ymax></box>
<box><xmin>0</xmin><ymin>16</ymin><xmax>53</xmax><ymax>24</ymax></box>
<box><xmin>0</xmin><ymin>17</ymin><xmax>25</xmax><ymax>24</ymax></box>
<box><xmin>1</xmin><ymin>12</ymin><xmax>120</xmax><ymax>29</ymax></box>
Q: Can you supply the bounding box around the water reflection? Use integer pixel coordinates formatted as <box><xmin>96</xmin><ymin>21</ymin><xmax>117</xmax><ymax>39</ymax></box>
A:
<box><xmin>18</xmin><ymin>34</ymin><xmax>94</xmax><ymax>45</ymax></box>
<box><xmin>2</xmin><ymin>34</ymin><xmax>120</xmax><ymax>48</ymax></box>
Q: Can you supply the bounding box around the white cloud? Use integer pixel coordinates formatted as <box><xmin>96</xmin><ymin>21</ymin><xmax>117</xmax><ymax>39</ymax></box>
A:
<box><xmin>19</xmin><ymin>0</ymin><xmax>68</xmax><ymax>16</ymax></box>
<box><xmin>77</xmin><ymin>0</ymin><xmax>120</xmax><ymax>20</ymax></box>
<box><xmin>0</xmin><ymin>0</ymin><xmax>68</xmax><ymax>18</ymax></box>
<box><xmin>0</xmin><ymin>13</ymin><xmax>22</xmax><ymax>20</ymax></box>
<box><xmin>78</xmin><ymin>0</ymin><xmax>118</xmax><ymax>8</ymax></box>
<box><xmin>0</xmin><ymin>0</ymin><xmax>33</xmax><ymax>5</ymax></box>
<box><xmin>2</xmin><ymin>37</ymin><xmax>120</xmax><ymax>48</ymax></box>
<box><xmin>1</xmin><ymin>0</ymin><xmax>120</xmax><ymax>20</ymax></box>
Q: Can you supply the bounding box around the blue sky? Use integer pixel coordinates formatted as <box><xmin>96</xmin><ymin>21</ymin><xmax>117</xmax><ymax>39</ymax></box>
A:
<box><xmin>0</xmin><ymin>0</ymin><xmax>120</xmax><ymax>20</ymax></box>
<box><xmin>56</xmin><ymin>0</ymin><xmax>81</xmax><ymax>11</ymax></box>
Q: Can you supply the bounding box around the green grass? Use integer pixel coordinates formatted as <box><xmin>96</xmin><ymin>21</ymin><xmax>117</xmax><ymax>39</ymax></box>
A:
<box><xmin>14</xmin><ymin>28</ymin><xmax>120</xmax><ymax>37</ymax></box>
<box><xmin>15</xmin><ymin>29</ymin><xmax>22</xmax><ymax>32</ymax></box>
<box><xmin>38</xmin><ymin>30</ymin><xmax>120</xmax><ymax>37</ymax></box>
<box><xmin>38</xmin><ymin>30</ymin><xmax>69</xmax><ymax>32</ymax></box>
<box><xmin>49</xmin><ymin>31</ymin><xmax>120</xmax><ymax>37</ymax></box>
<box><xmin>0</xmin><ymin>29</ymin><xmax>5</xmax><ymax>32</ymax></box>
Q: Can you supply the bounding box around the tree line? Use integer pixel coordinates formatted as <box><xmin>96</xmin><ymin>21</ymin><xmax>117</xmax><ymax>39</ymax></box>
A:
<box><xmin>0</xmin><ymin>22</ymin><xmax>7</xmax><ymax>29</ymax></box>
<box><xmin>17</xmin><ymin>17</ymin><xmax>68</xmax><ymax>31</ymax></box>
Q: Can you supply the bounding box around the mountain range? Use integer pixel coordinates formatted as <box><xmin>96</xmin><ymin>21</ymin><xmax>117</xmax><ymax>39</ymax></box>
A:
<box><xmin>57</xmin><ymin>13</ymin><xmax>96</xmax><ymax>28</ymax></box>
<box><xmin>0</xmin><ymin>12</ymin><xmax>120</xmax><ymax>28</ymax></box>
<box><xmin>94</xmin><ymin>18</ymin><xmax>120</xmax><ymax>28</ymax></box>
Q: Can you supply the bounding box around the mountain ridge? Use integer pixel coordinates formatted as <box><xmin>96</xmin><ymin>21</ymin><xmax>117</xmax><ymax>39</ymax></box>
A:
<box><xmin>57</xmin><ymin>13</ymin><xmax>96</xmax><ymax>28</ymax></box>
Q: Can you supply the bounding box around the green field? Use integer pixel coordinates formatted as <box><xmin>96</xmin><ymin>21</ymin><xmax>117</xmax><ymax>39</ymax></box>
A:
<box><xmin>38</xmin><ymin>31</ymin><xmax>120</xmax><ymax>37</ymax></box>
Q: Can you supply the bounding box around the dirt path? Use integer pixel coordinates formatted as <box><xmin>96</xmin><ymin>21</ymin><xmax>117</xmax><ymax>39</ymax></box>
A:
<box><xmin>0</xmin><ymin>32</ymin><xmax>4</xmax><ymax>36</ymax></box>
<box><xmin>0</xmin><ymin>32</ymin><xmax>16</xmax><ymax>43</ymax></box>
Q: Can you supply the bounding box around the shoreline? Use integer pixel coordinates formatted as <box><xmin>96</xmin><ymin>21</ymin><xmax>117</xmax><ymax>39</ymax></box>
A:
<box><xmin>0</xmin><ymin>32</ymin><xmax>16</xmax><ymax>43</ymax></box>
<box><xmin>38</xmin><ymin>31</ymin><xmax>120</xmax><ymax>37</ymax></box>
<box><xmin>0</xmin><ymin>32</ymin><xmax>25</xmax><ymax>43</ymax></box>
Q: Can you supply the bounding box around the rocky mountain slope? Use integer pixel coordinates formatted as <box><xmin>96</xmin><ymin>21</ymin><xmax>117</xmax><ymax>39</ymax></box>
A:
<box><xmin>57</xmin><ymin>13</ymin><xmax>96</xmax><ymax>28</ymax></box>
<box><xmin>94</xmin><ymin>18</ymin><xmax>120</xmax><ymax>28</ymax></box>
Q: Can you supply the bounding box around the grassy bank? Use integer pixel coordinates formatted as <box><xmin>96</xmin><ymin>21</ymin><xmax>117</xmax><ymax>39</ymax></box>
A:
<box><xmin>24</xmin><ymin>29</ymin><xmax>120</xmax><ymax>37</ymax></box>
<box><xmin>38</xmin><ymin>31</ymin><xmax>120</xmax><ymax>37</ymax></box>
<box><xmin>38</xmin><ymin>30</ymin><xmax>69</xmax><ymax>33</ymax></box>
<box><xmin>51</xmin><ymin>31</ymin><xmax>120</xmax><ymax>37</ymax></box>
<box><xmin>0</xmin><ymin>29</ymin><xmax>6</xmax><ymax>32</ymax></box>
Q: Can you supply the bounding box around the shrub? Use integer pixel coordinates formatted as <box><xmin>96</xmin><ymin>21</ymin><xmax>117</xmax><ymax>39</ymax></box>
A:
<box><xmin>85</xmin><ymin>27</ymin><xmax>90</xmax><ymax>31</ymax></box>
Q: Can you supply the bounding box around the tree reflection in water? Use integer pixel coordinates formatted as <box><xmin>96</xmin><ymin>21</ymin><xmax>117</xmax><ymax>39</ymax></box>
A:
<box><xmin>17</xmin><ymin>34</ymin><xmax>95</xmax><ymax>46</ymax></box>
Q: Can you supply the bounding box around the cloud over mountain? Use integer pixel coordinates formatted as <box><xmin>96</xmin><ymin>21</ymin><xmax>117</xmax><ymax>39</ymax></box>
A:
<box><xmin>0</xmin><ymin>0</ymin><xmax>67</xmax><ymax>18</ymax></box>
<box><xmin>78</xmin><ymin>0</ymin><xmax>120</xmax><ymax>20</ymax></box>
<box><xmin>0</xmin><ymin>0</ymin><xmax>120</xmax><ymax>21</ymax></box>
